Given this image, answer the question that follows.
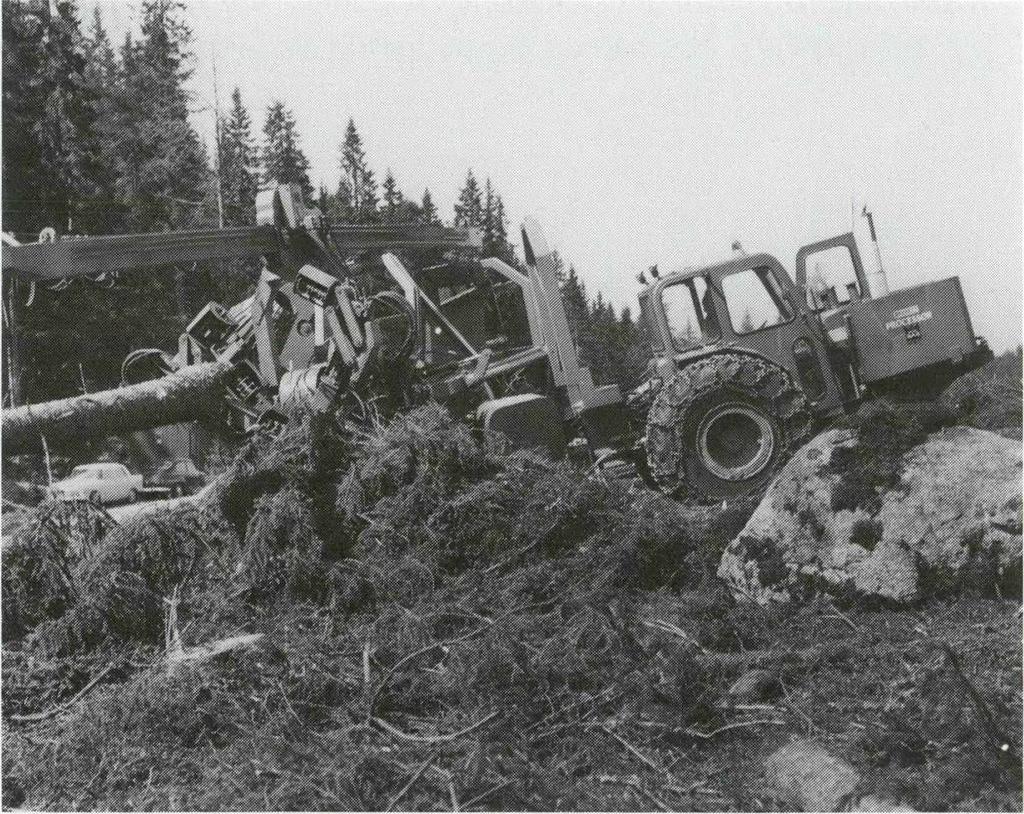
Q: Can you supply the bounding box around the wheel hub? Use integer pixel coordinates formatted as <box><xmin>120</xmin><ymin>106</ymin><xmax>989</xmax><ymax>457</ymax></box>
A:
<box><xmin>696</xmin><ymin>403</ymin><xmax>776</xmax><ymax>482</ymax></box>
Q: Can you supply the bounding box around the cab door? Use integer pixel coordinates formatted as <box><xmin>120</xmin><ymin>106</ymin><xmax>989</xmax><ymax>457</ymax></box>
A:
<box><xmin>709</xmin><ymin>257</ymin><xmax>846</xmax><ymax>412</ymax></box>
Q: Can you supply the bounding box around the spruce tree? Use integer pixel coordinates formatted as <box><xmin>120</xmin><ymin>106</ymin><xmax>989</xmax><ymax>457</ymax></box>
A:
<box><xmin>561</xmin><ymin>264</ymin><xmax>591</xmax><ymax>342</ymax></box>
<box><xmin>482</xmin><ymin>178</ymin><xmax>495</xmax><ymax>253</ymax></box>
<box><xmin>261</xmin><ymin>101</ymin><xmax>313</xmax><ymax>199</ymax></box>
<box><xmin>116</xmin><ymin>0</ymin><xmax>213</xmax><ymax>231</ymax></box>
<box><xmin>420</xmin><ymin>188</ymin><xmax>438</xmax><ymax>224</ymax></box>
<box><xmin>493</xmin><ymin>194</ymin><xmax>514</xmax><ymax>262</ymax></box>
<box><xmin>335</xmin><ymin>176</ymin><xmax>354</xmax><ymax>221</ymax></box>
<box><xmin>85</xmin><ymin>7</ymin><xmax>117</xmax><ymax>85</ymax></box>
<box><xmin>339</xmin><ymin>118</ymin><xmax>377</xmax><ymax>222</ymax></box>
<box><xmin>211</xmin><ymin>87</ymin><xmax>259</xmax><ymax>304</ymax></box>
<box><xmin>382</xmin><ymin>169</ymin><xmax>401</xmax><ymax>222</ymax></box>
<box><xmin>453</xmin><ymin>169</ymin><xmax>483</xmax><ymax>227</ymax></box>
<box><xmin>105</xmin><ymin>1</ymin><xmax>216</xmax><ymax>333</ymax></box>
<box><xmin>219</xmin><ymin>87</ymin><xmax>257</xmax><ymax>226</ymax></box>
<box><xmin>2</xmin><ymin>0</ymin><xmax>103</xmax><ymax>234</ymax></box>
<box><xmin>2</xmin><ymin>0</ymin><xmax>110</xmax><ymax>404</ymax></box>
<box><xmin>555</xmin><ymin>262</ymin><xmax>649</xmax><ymax>388</ymax></box>
<box><xmin>80</xmin><ymin>6</ymin><xmax>122</xmax><ymax>232</ymax></box>
<box><xmin>360</xmin><ymin>167</ymin><xmax>379</xmax><ymax>222</ymax></box>
<box><xmin>316</xmin><ymin>184</ymin><xmax>331</xmax><ymax>216</ymax></box>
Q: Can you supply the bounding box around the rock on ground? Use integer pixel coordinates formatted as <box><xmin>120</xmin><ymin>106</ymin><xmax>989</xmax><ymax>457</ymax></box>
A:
<box><xmin>718</xmin><ymin>426</ymin><xmax>1022</xmax><ymax>603</ymax></box>
<box><xmin>762</xmin><ymin>739</ymin><xmax>860</xmax><ymax>811</ymax></box>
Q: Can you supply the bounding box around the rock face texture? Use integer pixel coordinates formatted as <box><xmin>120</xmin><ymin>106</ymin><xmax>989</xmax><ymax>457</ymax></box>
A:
<box><xmin>718</xmin><ymin>426</ymin><xmax>1022</xmax><ymax>603</ymax></box>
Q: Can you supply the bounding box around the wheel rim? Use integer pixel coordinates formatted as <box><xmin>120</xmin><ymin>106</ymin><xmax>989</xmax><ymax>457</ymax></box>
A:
<box><xmin>696</xmin><ymin>402</ymin><xmax>776</xmax><ymax>482</ymax></box>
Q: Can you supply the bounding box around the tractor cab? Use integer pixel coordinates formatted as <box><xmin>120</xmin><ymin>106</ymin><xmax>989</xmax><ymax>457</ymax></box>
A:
<box><xmin>638</xmin><ymin>236</ymin><xmax>872</xmax><ymax>416</ymax></box>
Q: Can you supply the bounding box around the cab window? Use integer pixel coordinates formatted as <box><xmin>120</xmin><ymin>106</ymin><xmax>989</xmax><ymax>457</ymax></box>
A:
<box><xmin>662</xmin><ymin>276</ymin><xmax>721</xmax><ymax>351</ymax></box>
<box><xmin>721</xmin><ymin>266</ymin><xmax>793</xmax><ymax>334</ymax></box>
<box><xmin>638</xmin><ymin>291</ymin><xmax>664</xmax><ymax>352</ymax></box>
<box><xmin>804</xmin><ymin>246</ymin><xmax>860</xmax><ymax>309</ymax></box>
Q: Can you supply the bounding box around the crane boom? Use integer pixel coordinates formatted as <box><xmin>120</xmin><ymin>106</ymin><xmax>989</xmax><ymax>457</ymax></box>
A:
<box><xmin>2</xmin><ymin>223</ymin><xmax>479</xmax><ymax>282</ymax></box>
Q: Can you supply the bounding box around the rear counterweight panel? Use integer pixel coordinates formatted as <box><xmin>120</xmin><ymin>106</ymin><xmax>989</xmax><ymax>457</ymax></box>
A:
<box><xmin>849</xmin><ymin>277</ymin><xmax>978</xmax><ymax>383</ymax></box>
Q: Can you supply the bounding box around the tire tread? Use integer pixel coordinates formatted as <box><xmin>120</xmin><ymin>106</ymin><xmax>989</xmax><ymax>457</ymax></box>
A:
<box><xmin>645</xmin><ymin>352</ymin><xmax>812</xmax><ymax>499</ymax></box>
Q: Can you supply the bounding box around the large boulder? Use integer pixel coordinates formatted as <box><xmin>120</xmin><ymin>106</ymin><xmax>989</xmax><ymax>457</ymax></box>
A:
<box><xmin>718</xmin><ymin>425</ymin><xmax>1022</xmax><ymax>603</ymax></box>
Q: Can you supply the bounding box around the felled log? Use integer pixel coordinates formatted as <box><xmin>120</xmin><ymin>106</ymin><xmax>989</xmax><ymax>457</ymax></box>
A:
<box><xmin>2</xmin><ymin>361</ymin><xmax>232</xmax><ymax>454</ymax></box>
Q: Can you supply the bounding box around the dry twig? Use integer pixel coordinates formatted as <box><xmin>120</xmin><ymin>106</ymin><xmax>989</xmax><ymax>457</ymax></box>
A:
<box><xmin>9</xmin><ymin>664</ymin><xmax>117</xmax><ymax>723</ymax></box>
<box><xmin>460</xmin><ymin>780</ymin><xmax>512</xmax><ymax>809</ymax></box>
<box><xmin>386</xmin><ymin>748</ymin><xmax>441</xmax><ymax>812</ymax></box>
<box><xmin>600</xmin><ymin>725</ymin><xmax>665</xmax><ymax>774</ymax></box>
<box><xmin>371</xmin><ymin>710</ymin><xmax>500</xmax><ymax>744</ymax></box>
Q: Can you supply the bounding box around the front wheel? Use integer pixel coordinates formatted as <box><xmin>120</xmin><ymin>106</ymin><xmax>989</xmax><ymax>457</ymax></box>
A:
<box><xmin>646</xmin><ymin>354</ymin><xmax>812</xmax><ymax>501</ymax></box>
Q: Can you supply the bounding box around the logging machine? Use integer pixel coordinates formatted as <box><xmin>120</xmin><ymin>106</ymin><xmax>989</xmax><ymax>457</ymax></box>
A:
<box><xmin>2</xmin><ymin>184</ymin><xmax>991</xmax><ymax>500</ymax></box>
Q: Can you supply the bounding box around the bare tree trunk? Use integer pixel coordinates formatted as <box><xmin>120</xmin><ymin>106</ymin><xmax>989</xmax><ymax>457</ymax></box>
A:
<box><xmin>2</xmin><ymin>361</ymin><xmax>232</xmax><ymax>455</ymax></box>
<box><xmin>3</xmin><ymin>279</ymin><xmax>22</xmax><ymax>407</ymax></box>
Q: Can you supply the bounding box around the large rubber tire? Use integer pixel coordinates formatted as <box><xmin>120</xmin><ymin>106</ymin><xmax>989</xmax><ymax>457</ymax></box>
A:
<box><xmin>646</xmin><ymin>353</ymin><xmax>812</xmax><ymax>500</ymax></box>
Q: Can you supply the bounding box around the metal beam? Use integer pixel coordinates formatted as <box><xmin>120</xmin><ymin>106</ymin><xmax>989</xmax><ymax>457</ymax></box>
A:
<box><xmin>2</xmin><ymin>223</ymin><xmax>481</xmax><ymax>282</ymax></box>
<box><xmin>2</xmin><ymin>226</ymin><xmax>278</xmax><ymax>280</ymax></box>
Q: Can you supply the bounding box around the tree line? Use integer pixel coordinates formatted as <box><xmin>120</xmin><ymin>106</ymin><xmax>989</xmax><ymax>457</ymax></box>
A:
<box><xmin>2</xmin><ymin>0</ymin><xmax>649</xmax><ymax>407</ymax></box>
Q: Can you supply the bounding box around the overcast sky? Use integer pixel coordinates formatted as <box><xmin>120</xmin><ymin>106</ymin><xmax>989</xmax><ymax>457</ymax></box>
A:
<box><xmin>90</xmin><ymin>1</ymin><xmax>1022</xmax><ymax>352</ymax></box>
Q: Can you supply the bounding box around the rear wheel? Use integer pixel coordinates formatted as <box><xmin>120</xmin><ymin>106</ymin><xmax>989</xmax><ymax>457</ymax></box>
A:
<box><xmin>646</xmin><ymin>353</ymin><xmax>812</xmax><ymax>500</ymax></box>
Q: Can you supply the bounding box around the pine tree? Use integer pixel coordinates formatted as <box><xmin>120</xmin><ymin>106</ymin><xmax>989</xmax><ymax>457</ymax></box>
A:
<box><xmin>382</xmin><ymin>169</ymin><xmax>401</xmax><ymax>222</ymax></box>
<box><xmin>261</xmin><ymin>101</ymin><xmax>312</xmax><ymax>199</ymax></box>
<box><xmin>421</xmin><ymin>188</ymin><xmax>438</xmax><ymax>224</ymax></box>
<box><xmin>453</xmin><ymin>169</ymin><xmax>482</xmax><ymax>227</ymax></box>
<box><xmin>219</xmin><ymin>87</ymin><xmax>257</xmax><ymax>225</ymax></box>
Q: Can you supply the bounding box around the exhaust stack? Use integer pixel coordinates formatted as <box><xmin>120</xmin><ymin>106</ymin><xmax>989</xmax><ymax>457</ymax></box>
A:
<box><xmin>861</xmin><ymin>205</ymin><xmax>890</xmax><ymax>297</ymax></box>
